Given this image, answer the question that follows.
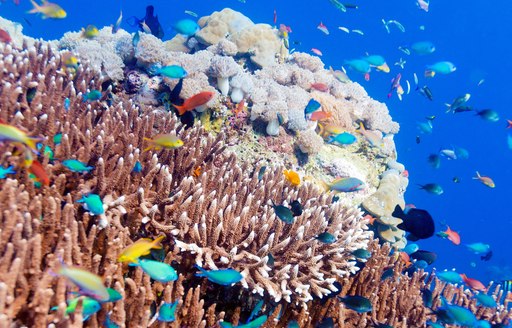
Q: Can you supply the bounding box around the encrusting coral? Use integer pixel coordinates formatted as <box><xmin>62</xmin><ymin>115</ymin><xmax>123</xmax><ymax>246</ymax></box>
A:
<box><xmin>0</xmin><ymin>13</ymin><xmax>511</xmax><ymax>328</ymax></box>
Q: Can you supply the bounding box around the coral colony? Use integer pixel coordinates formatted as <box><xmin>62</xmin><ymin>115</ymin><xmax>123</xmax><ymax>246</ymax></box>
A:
<box><xmin>0</xmin><ymin>8</ymin><xmax>511</xmax><ymax>328</ymax></box>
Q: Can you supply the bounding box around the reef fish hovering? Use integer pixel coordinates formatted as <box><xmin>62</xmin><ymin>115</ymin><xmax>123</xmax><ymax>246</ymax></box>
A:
<box><xmin>143</xmin><ymin>134</ymin><xmax>184</xmax><ymax>152</ymax></box>
<box><xmin>436</xmin><ymin>270</ymin><xmax>463</xmax><ymax>284</ymax></box>
<box><xmin>173</xmin><ymin>91</ymin><xmax>214</xmax><ymax>115</ymax></box>
<box><xmin>473</xmin><ymin>171</ymin><xmax>495</xmax><ymax>188</ymax></box>
<box><xmin>195</xmin><ymin>265</ymin><xmax>243</xmax><ymax>286</ymax></box>
<box><xmin>56</xmin><ymin>263</ymin><xmax>110</xmax><ymax>302</ymax></box>
<box><xmin>418</xmin><ymin>183</ymin><xmax>443</xmax><ymax>195</ymax></box>
<box><xmin>338</xmin><ymin>295</ymin><xmax>372</xmax><ymax>313</ymax></box>
<box><xmin>158</xmin><ymin>301</ymin><xmax>178</xmax><ymax>322</ymax></box>
<box><xmin>77</xmin><ymin>194</ymin><xmax>104</xmax><ymax>215</ymax></box>
<box><xmin>128</xmin><ymin>5</ymin><xmax>164</xmax><ymax>39</ymax></box>
<box><xmin>387</xmin><ymin>73</ymin><xmax>404</xmax><ymax>100</ymax></box>
<box><xmin>131</xmin><ymin>259</ymin><xmax>178</xmax><ymax>283</ymax></box>
<box><xmin>436</xmin><ymin>226</ymin><xmax>460</xmax><ymax>245</ymax></box>
<box><xmin>425</xmin><ymin>61</ymin><xmax>456</xmax><ymax>77</ymax></box>
<box><xmin>411</xmin><ymin>41</ymin><xmax>436</xmax><ymax>55</ymax></box>
<box><xmin>327</xmin><ymin>177</ymin><xmax>365</xmax><ymax>192</ymax></box>
<box><xmin>157</xmin><ymin>65</ymin><xmax>188</xmax><ymax>79</ymax></box>
<box><xmin>28</xmin><ymin>0</ymin><xmax>67</xmax><ymax>19</ymax></box>
<box><xmin>392</xmin><ymin>205</ymin><xmax>435</xmax><ymax>240</ymax></box>
<box><xmin>466</xmin><ymin>242</ymin><xmax>491</xmax><ymax>255</ymax></box>
<box><xmin>51</xmin><ymin>297</ymin><xmax>101</xmax><ymax>321</ymax></box>
<box><xmin>118</xmin><ymin>235</ymin><xmax>165</xmax><ymax>263</ymax></box>
<box><xmin>0</xmin><ymin>122</ymin><xmax>40</xmax><ymax>151</ymax></box>
<box><xmin>173</xmin><ymin>19</ymin><xmax>200</xmax><ymax>37</ymax></box>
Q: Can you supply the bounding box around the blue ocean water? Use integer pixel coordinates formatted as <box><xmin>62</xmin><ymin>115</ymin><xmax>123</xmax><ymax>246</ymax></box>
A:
<box><xmin>1</xmin><ymin>0</ymin><xmax>511</xmax><ymax>285</ymax></box>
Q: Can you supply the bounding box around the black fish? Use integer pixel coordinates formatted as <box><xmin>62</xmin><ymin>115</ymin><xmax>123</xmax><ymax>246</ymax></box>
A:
<box><xmin>416</xmin><ymin>135</ymin><xmax>421</xmax><ymax>144</ymax></box>
<box><xmin>316</xmin><ymin>317</ymin><xmax>334</xmax><ymax>328</ymax></box>
<box><xmin>453</xmin><ymin>105</ymin><xmax>473</xmax><ymax>113</ymax></box>
<box><xmin>338</xmin><ymin>295</ymin><xmax>372</xmax><ymax>313</ymax></box>
<box><xmin>421</xmin><ymin>287</ymin><xmax>433</xmax><ymax>308</ymax></box>
<box><xmin>481</xmin><ymin>250</ymin><xmax>493</xmax><ymax>261</ymax></box>
<box><xmin>179</xmin><ymin>111</ymin><xmax>195</xmax><ymax>129</ymax></box>
<box><xmin>393</xmin><ymin>205</ymin><xmax>435</xmax><ymax>240</ymax></box>
<box><xmin>128</xmin><ymin>5</ymin><xmax>164</xmax><ymax>39</ymax></box>
<box><xmin>417</xmin><ymin>85</ymin><xmax>433</xmax><ymax>101</ymax></box>
<box><xmin>290</xmin><ymin>200</ymin><xmax>303</xmax><ymax>216</ymax></box>
<box><xmin>410</xmin><ymin>250</ymin><xmax>437</xmax><ymax>265</ymax></box>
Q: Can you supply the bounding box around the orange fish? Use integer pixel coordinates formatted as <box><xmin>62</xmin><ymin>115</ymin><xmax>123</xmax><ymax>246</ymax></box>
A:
<box><xmin>28</xmin><ymin>160</ymin><xmax>50</xmax><ymax>186</ymax></box>
<box><xmin>174</xmin><ymin>91</ymin><xmax>214</xmax><ymax>116</ymax></box>
<box><xmin>473</xmin><ymin>171</ymin><xmax>495</xmax><ymax>188</ymax></box>
<box><xmin>445</xmin><ymin>226</ymin><xmax>460</xmax><ymax>245</ymax></box>
<box><xmin>398</xmin><ymin>252</ymin><xmax>412</xmax><ymax>268</ymax></box>
<box><xmin>506</xmin><ymin>119</ymin><xmax>512</xmax><ymax>129</ymax></box>
<box><xmin>309</xmin><ymin>111</ymin><xmax>332</xmax><ymax>121</ymax></box>
<box><xmin>283</xmin><ymin>169</ymin><xmax>300</xmax><ymax>187</ymax></box>
<box><xmin>310</xmin><ymin>83</ymin><xmax>329</xmax><ymax>92</ymax></box>
<box><xmin>363</xmin><ymin>214</ymin><xmax>376</xmax><ymax>225</ymax></box>
<box><xmin>460</xmin><ymin>273</ymin><xmax>487</xmax><ymax>292</ymax></box>
<box><xmin>0</xmin><ymin>29</ymin><xmax>12</xmax><ymax>43</ymax></box>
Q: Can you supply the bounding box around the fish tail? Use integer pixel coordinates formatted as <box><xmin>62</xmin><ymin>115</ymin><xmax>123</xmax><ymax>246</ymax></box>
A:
<box><xmin>24</xmin><ymin>136</ymin><xmax>41</xmax><ymax>151</ymax></box>
<box><xmin>473</xmin><ymin>171</ymin><xmax>481</xmax><ymax>179</ymax></box>
<box><xmin>194</xmin><ymin>264</ymin><xmax>206</xmax><ymax>277</ymax></box>
<box><xmin>28</xmin><ymin>0</ymin><xmax>40</xmax><ymax>13</ymax></box>
<box><xmin>173</xmin><ymin>104</ymin><xmax>186</xmax><ymax>116</ymax></box>
<box><xmin>151</xmin><ymin>235</ymin><xmax>165</xmax><ymax>249</ymax></box>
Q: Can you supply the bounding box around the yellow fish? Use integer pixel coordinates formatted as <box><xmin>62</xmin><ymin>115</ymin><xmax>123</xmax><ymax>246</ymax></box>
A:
<box><xmin>82</xmin><ymin>25</ymin><xmax>99</xmax><ymax>39</ymax></box>
<box><xmin>283</xmin><ymin>169</ymin><xmax>300</xmax><ymax>187</ymax></box>
<box><xmin>28</xmin><ymin>0</ymin><xmax>67</xmax><ymax>19</ymax></box>
<box><xmin>118</xmin><ymin>235</ymin><xmax>165</xmax><ymax>263</ymax></box>
<box><xmin>0</xmin><ymin>122</ymin><xmax>40</xmax><ymax>151</ymax></box>
<box><xmin>143</xmin><ymin>134</ymin><xmax>184</xmax><ymax>152</ymax></box>
<box><xmin>57</xmin><ymin>263</ymin><xmax>110</xmax><ymax>302</ymax></box>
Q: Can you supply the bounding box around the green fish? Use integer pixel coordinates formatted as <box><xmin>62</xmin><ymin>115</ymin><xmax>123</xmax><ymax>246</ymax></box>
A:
<box><xmin>157</xmin><ymin>65</ymin><xmax>188</xmax><ymax>79</ymax></box>
<box><xmin>51</xmin><ymin>297</ymin><xmax>101</xmax><ymax>321</ymax></box>
<box><xmin>363</xmin><ymin>55</ymin><xmax>386</xmax><ymax>66</ymax></box>
<box><xmin>344</xmin><ymin>59</ymin><xmax>371</xmax><ymax>74</ymax></box>
<box><xmin>338</xmin><ymin>295</ymin><xmax>372</xmax><ymax>313</ymax></box>
<box><xmin>77</xmin><ymin>194</ymin><xmax>105</xmax><ymax>215</ymax></box>
<box><xmin>351</xmin><ymin>248</ymin><xmax>371</xmax><ymax>259</ymax></box>
<box><xmin>271</xmin><ymin>201</ymin><xmax>294</xmax><ymax>224</ymax></box>
<box><xmin>0</xmin><ymin>165</ymin><xmax>15</xmax><ymax>179</ymax></box>
<box><xmin>476</xmin><ymin>109</ymin><xmax>500</xmax><ymax>122</ymax></box>
<box><xmin>328</xmin><ymin>0</ymin><xmax>346</xmax><ymax>12</ymax></box>
<box><xmin>54</xmin><ymin>133</ymin><xmax>62</xmax><ymax>145</ymax></box>
<box><xmin>466</xmin><ymin>242</ymin><xmax>490</xmax><ymax>254</ymax></box>
<box><xmin>83</xmin><ymin>90</ymin><xmax>102</xmax><ymax>102</ymax></box>
<box><xmin>436</xmin><ymin>270</ymin><xmax>463</xmax><ymax>284</ymax></box>
<box><xmin>158</xmin><ymin>301</ymin><xmax>178</xmax><ymax>322</ymax></box>
<box><xmin>131</xmin><ymin>259</ymin><xmax>178</xmax><ymax>282</ymax></box>
<box><xmin>474</xmin><ymin>293</ymin><xmax>497</xmax><ymax>308</ymax></box>
<box><xmin>104</xmin><ymin>312</ymin><xmax>120</xmax><ymax>328</ymax></box>
<box><xmin>418</xmin><ymin>183</ymin><xmax>443</xmax><ymax>195</ymax></box>
<box><xmin>220</xmin><ymin>315</ymin><xmax>268</xmax><ymax>328</ymax></box>
<box><xmin>425</xmin><ymin>61</ymin><xmax>456</xmax><ymax>76</ymax></box>
<box><xmin>37</xmin><ymin>143</ymin><xmax>54</xmax><ymax>161</ymax></box>
<box><xmin>62</xmin><ymin>159</ymin><xmax>93</xmax><ymax>173</ymax></box>
<box><xmin>105</xmin><ymin>288</ymin><xmax>122</xmax><ymax>303</ymax></box>
<box><xmin>257</xmin><ymin>166</ymin><xmax>266</xmax><ymax>181</ymax></box>
<box><xmin>316</xmin><ymin>232</ymin><xmax>336</xmax><ymax>244</ymax></box>
<box><xmin>195</xmin><ymin>265</ymin><xmax>242</xmax><ymax>286</ymax></box>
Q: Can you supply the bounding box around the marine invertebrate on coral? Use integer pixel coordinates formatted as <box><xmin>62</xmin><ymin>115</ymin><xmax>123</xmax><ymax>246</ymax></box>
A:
<box><xmin>229</xmin><ymin>72</ymin><xmax>254</xmax><ymax>103</ymax></box>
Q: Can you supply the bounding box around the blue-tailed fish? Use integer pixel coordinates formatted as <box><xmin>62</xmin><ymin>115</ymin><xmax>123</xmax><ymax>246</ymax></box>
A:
<box><xmin>158</xmin><ymin>301</ymin><xmax>178</xmax><ymax>322</ymax></box>
<box><xmin>77</xmin><ymin>194</ymin><xmax>104</xmax><ymax>215</ymax></box>
<box><xmin>0</xmin><ymin>122</ymin><xmax>40</xmax><ymax>151</ymax></box>
<box><xmin>220</xmin><ymin>315</ymin><xmax>268</xmax><ymax>328</ymax></box>
<box><xmin>338</xmin><ymin>295</ymin><xmax>372</xmax><ymax>313</ymax></box>
<box><xmin>56</xmin><ymin>263</ymin><xmax>110</xmax><ymax>302</ymax></box>
<box><xmin>157</xmin><ymin>65</ymin><xmax>187</xmax><ymax>79</ymax></box>
<box><xmin>118</xmin><ymin>235</ymin><xmax>165</xmax><ymax>263</ymax></box>
<box><xmin>51</xmin><ymin>296</ymin><xmax>101</xmax><ymax>321</ymax></box>
<box><xmin>173</xmin><ymin>19</ymin><xmax>200</xmax><ymax>36</ymax></box>
<box><xmin>439</xmin><ymin>297</ymin><xmax>477</xmax><ymax>327</ymax></box>
<box><xmin>0</xmin><ymin>165</ymin><xmax>15</xmax><ymax>179</ymax></box>
<box><xmin>62</xmin><ymin>159</ymin><xmax>93</xmax><ymax>173</ymax></box>
<box><xmin>326</xmin><ymin>177</ymin><xmax>365</xmax><ymax>192</ymax></box>
<box><xmin>304</xmin><ymin>99</ymin><xmax>321</xmax><ymax>114</ymax></box>
<box><xmin>466</xmin><ymin>242</ymin><xmax>490</xmax><ymax>254</ymax></box>
<box><xmin>132</xmin><ymin>161</ymin><xmax>142</xmax><ymax>173</ymax></box>
<box><xmin>418</xmin><ymin>183</ymin><xmax>443</xmax><ymax>195</ymax></box>
<box><xmin>143</xmin><ymin>133</ymin><xmax>184</xmax><ymax>152</ymax></box>
<box><xmin>403</xmin><ymin>243</ymin><xmax>419</xmax><ymax>255</ymax></box>
<box><xmin>351</xmin><ymin>248</ymin><xmax>371</xmax><ymax>259</ymax></box>
<box><xmin>194</xmin><ymin>264</ymin><xmax>243</xmax><ymax>285</ymax></box>
<box><xmin>131</xmin><ymin>259</ymin><xmax>178</xmax><ymax>282</ymax></box>
<box><xmin>105</xmin><ymin>312</ymin><xmax>120</xmax><ymax>328</ymax></box>
<box><xmin>28</xmin><ymin>0</ymin><xmax>66</xmax><ymax>19</ymax></box>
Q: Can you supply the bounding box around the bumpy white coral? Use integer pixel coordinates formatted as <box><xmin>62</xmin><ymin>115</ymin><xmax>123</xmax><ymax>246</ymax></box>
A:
<box><xmin>297</xmin><ymin>129</ymin><xmax>324</xmax><ymax>155</ymax></box>
<box><xmin>206</xmin><ymin>38</ymin><xmax>238</xmax><ymax>56</ymax></box>
<box><xmin>232</xmin><ymin>23</ymin><xmax>282</xmax><ymax>68</ymax></box>
<box><xmin>210</xmin><ymin>55</ymin><xmax>240</xmax><ymax>96</ymax></box>
<box><xmin>292</xmin><ymin>52</ymin><xmax>325</xmax><ymax>72</ymax></box>
<box><xmin>196</xmin><ymin>8</ymin><xmax>254</xmax><ymax>45</ymax></box>
<box><xmin>229</xmin><ymin>72</ymin><xmax>254</xmax><ymax>103</ymax></box>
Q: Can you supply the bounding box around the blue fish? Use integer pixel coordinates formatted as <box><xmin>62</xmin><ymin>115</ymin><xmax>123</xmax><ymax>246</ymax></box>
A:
<box><xmin>436</xmin><ymin>270</ymin><xmax>463</xmax><ymax>284</ymax></box>
<box><xmin>83</xmin><ymin>90</ymin><xmax>102</xmax><ymax>102</ymax></box>
<box><xmin>104</xmin><ymin>288</ymin><xmax>122</xmax><ymax>303</ymax></box>
<box><xmin>158</xmin><ymin>301</ymin><xmax>178</xmax><ymax>322</ymax></box>
<box><xmin>131</xmin><ymin>259</ymin><xmax>178</xmax><ymax>282</ymax></box>
<box><xmin>413</xmin><ymin>260</ymin><xmax>428</xmax><ymax>269</ymax></box>
<box><xmin>77</xmin><ymin>194</ymin><xmax>105</xmax><ymax>215</ymax></box>
<box><xmin>195</xmin><ymin>265</ymin><xmax>243</xmax><ymax>286</ymax></box>
<box><xmin>403</xmin><ymin>243</ymin><xmax>419</xmax><ymax>255</ymax></box>
<box><xmin>104</xmin><ymin>312</ymin><xmax>120</xmax><ymax>328</ymax></box>
<box><xmin>132</xmin><ymin>161</ymin><xmax>142</xmax><ymax>173</ymax></box>
<box><xmin>220</xmin><ymin>315</ymin><xmax>267</xmax><ymax>328</ymax></box>
<box><xmin>0</xmin><ymin>165</ymin><xmax>15</xmax><ymax>179</ymax></box>
<box><xmin>411</xmin><ymin>41</ymin><xmax>436</xmax><ymax>55</ymax></box>
<box><xmin>466</xmin><ymin>242</ymin><xmax>490</xmax><ymax>255</ymax></box>
<box><xmin>338</xmin><ymin>295</ymin><xmax>372</xmax><ymax>313</ymax></box>
<box><xmin>439</xmin><ymin>298</ymin><xmax>477</xmax><ymax>327</ymax></box>
<box><xmin>474</xmin><ymin>293</ymin><xmax>497</xmax><ymax>308</ymax></box>
<box><xmin>64</xmin><ymin>97</ymin><xmax>70</xmax><ymax>111</ymax></box>
<box><xmin>351</xmin><ymin>248</ymin><xmax>371</xmax><ymax>259</ymax></box>
<box><xmin>62</xmin><ymin>159</ymin><xmax>94</xmax><ymax>173</ymax></box>
<box><xmin>327</xmin><ymin>132</ymin><xmax>357</xmax><ymax>145</ymax></box>
<box><xmin>51</xmin><ymin>297</ymin><xmax>101</xmax><ymax>322</ymax></box>
<box><xmin>327</xmin><ymin>177</ymin><xmax>365</xmax><ymax>192</ymax></box>
<box><xmin>344</xmin><ymin>59</ymin><xmax>371</xmax><ymax>74</ymax></box>
<box><xmin>54</xmin><ymin>133</ymin><xmax>62</xmax><ymax>145</ymax></box>
<box><xmin>271</xmin><ymin>201</ymin><xmax>294</xmax><ymax>224</ymax></box>
<box><xmin>316</xmin><ymin>232</ymin><xmax>336</xmax><ymax>244</ymax></box>
<box><xmin>304</xmin><ymin>99</ymin><xmax>321</xmax><ymax>114</ymax></box>
<box><xmin>173</xmin><ymin>19</ymin><xmax>200</xmax><ymax>36</ymax></box>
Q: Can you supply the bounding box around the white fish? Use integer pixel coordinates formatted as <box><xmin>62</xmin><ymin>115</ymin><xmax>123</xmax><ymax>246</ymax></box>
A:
<box><xmin>414</xmin><ymin>73</ymin><xmax>419</xmax><ymax>86</ymax></box>
<box><xmin>338</xmin><ymin>26</ymin><xmax>350</xmax><ymax>33</ymax></box>
<box><xmin>478</xmin><ymin>79</ymin><xmax>485</xmax><ymax>86</ymax></box>
<box><xmin>406</xmin><ymin>80</ymin><xmax>411</xmax><ymax>94</ymax></box>
<box><xmin>351</xmin><ymin>29</ymin><xmax>364</xmax><ymax>35</ymax></box>
<box><xmin>184</xmin><ymin>10</ymin><xmax>198</xmax><ymax>17</ymax></box>
<box><xmin>382</xmin><ymin>19</ymin><xmax>405</xmax><ymax>33</ymax></box>
<box><xmin>394</xmin><ymin>58</ymin><xmax>406</xmax><ymax>69</ymax></box>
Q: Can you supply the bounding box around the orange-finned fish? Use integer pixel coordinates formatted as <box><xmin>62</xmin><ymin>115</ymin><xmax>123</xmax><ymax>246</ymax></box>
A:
<box><xmin>309</xmin><ymin>111</ymin><xmax>332</xmax><ymax>121</ymax></box>
<box><xmin>310</xmin><ymin>83</ymin><xmax>329</xmax><ymax>92</ymax></box>
<box><xmin>174</xmin><ymin>91</ymin><xmax>214</xmax><ymax>115</ymax></box>
<box><xmin>473</xmin><ymin>171</ymin><xmax>495</xmax><ymax>188</ymax></box>
<box><xmin>118</xmin><ymin>235</ymin><xmax>165</xmax><ymax>263</ymax></box>
<box><xmin>0</xmin><ymin>29</ymin><xmax>12</xmax><ymax>43</ymax></box>
<box><xmin>143</xmin><ymin>134</ymin><xmax>184</xmax><ymax>152</ymax></box>
<box><xmin>283</xmin><ymin>169</ymin><xmax>300</xmax><ymax>187</ymax></box>
<box><xmin>460</xmin><ymin>273</ymin><xmax>487</xmax><ymax>292</ymax></box>
<box><xmin>311</xmin><ymin>48</ymin><xmax>323</xmax><ymax>56</ymax></box>
<box><xmin>273</xmin><ymin>9</ymin><xmax>277</xmax><ymax>25</ymax></box>
<box><xmin>0</xmin><ymin>122</ymin><xmax>40</xmax><ymax>151</ymax></box>
<box><xmin>387</xmin><ymin>73</ymin><xmax>404</xmax><ymax>101</ymax></box>
<box><xmin>28</xmin><ymin>0</ymin><xmax>67</xmax><ymax>19</ymax></box>
<box><xmin>399</xmin><ymin>252</ymin><xmax>412</xmax><ymax>268</ymax></box>
<box><xmin>317</xmin><ymin>22</ymin><xmax>329</xmax><ymax>35</ymax></box>
<box><xmin>28</xmin><ymin>160</ymin><xmax>50</xmax><ymax>186</ymax></box>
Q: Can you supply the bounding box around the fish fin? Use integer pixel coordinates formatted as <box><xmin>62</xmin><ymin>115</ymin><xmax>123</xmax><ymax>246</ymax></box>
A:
<box><xmin>28</xmin><ymin>0</ymin><xmax>40</xmax><ymax>13</ymax></box>
<box><xmin>391</xmin><ymin>204</ymin><xmax>405</xmax><ymax>219</ymax></box>
<box><xmin>194</xmin><ymin>264</ymin><xmax>207</xmax><ymax>277</ymax></box>
<box><xmin>173</xmin><ymin>104</ymin><xmax>186</xmax><ymax>116</ymax></box>
<box><xmin>151</xmin><ymin>235</ymin><xmax>165</xmax><ymax>249</ymax></box>
<box><xmin>472</xmin><ymin>171</ymin><xmax>481</xmax><ymax>179</ymax></box>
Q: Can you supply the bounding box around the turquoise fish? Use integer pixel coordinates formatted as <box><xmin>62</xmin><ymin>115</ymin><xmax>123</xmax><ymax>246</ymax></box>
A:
<box><xmin>157</xmin><ymin>65</ymin><xmax>187</xmax><ymax>79</ymax></box>
<box><xmin>338</xmin><ymin>295</ymin><xmax>372</xmax><ymax>313</ymax></box>
<box><xmin>54</xmin><ymin>133</ymin><xmax>62</xmax><ymax>145</ymax></box>
<box><xmin>474</xmin><ymin>293</ymin><xmax>497</xmax><ymax>308</ymax></box>
<box><xmin>440</xmin><ymin>298</ymin><xmax>477</xmax><ymax>327</ymax></box>
<box><xmin>271</xmin><ymin>201</ymin><xmax>294</xmax><ymax>224</ymax></box>
<box><xmin>105</xmin><ymin>288</ymin><xmax>122</xmax><ymax>303</ymax></box>
<box><xmin>51</xmin><ymin>296</ymin><xmax>101</xmax><ymax>321</ymax></box>
<box><xmin>327</xmin><ymin>177</ymin><xmax>365</xmax><ymax>192</ymax></box>
<box><xmin>77</xmin><ymin>194</ymin><xmax>105</xmax><ymax>215</ymax></box>
<box><xmin>0</xmin><ymin>165</ymin><xmax>15</xmax><ymax>179</ymax></box>
<box><xmin>83</xmin><ymin>90</ymin><xmax>102</xmax><ymax>102</ymax></box>
<box><xmin>64</xmin><ymin>97</ymin><xmax>70</xmax><ymax>110</ymax></box>
<box><xmin>316</xmin><ymin>232</ymin><xmax>336</xmax><ymax>244</ymax></box>
<box><xmin>195</xmin><ymin>265</ymin><xmax>243</xmax><ymax>286</ymax></box>
<box><xmin>403</xmin><ymin>243</ymin><xmax>419</xmax><ymax>255</ymax></box>
<box><xmin>220</xmin><ymin>315</ymin><xmax>268</xmax><ymax>328</ymax></box>
<box><xmin>37</xmin><ymin>143</ymin><xmax>54</xmax><ymax>161</ymax></box>
<box><xmin>304</xmin><ymin>99</ymin><xmax>321</xmax><ymax>114</ymax></box>
<box><xmin>132</xmin><ymin>161</ymin><xmax>142</xmax><ymax>173</ymax></box>
<box><xmin>425</xmin><ymin>61</ymin><xmax>456</xmax><ymax>77</ymax></box>
<box><xmin>327</xmin><ymin>132</ymin><xmax>356</xmax><ymax>145</ymax></box>
<box><xmin>418</xmin><ymin>183</ymin><xmax>443</xmax><ymax>195</ymax></box>
<box><xmin>363</xmin><ymin>55</ymin><xmax>386</xmax><ymax>66</ymax></box>
<box><xmin>466</xmin><ymin>242</ymin><xmax>490</xmax><ymax>254</ymax></box>
<box><xmin>158</xmin><ymin>301</ymin><xmax>178</xmax><ymax>322</ymax></box>
<box><xmin>351</xmin><ymin>248</ymin><xmax>371</xmax><ymax>259</ymax></box>
<box><xmin>131</xmin><ymin>259</ymin><xmax>178</xmax><ymax>282</ymax></box>
<box><xmin>436</xmin><ymin>270</ymin><xmax>463</xmax><ymax>284</ymax></box>
<box><xmin>104</xmin><ymin>312</ymin><xmax>120</xmax><ymax>328</ymax></box>
<box><xmin>62</xmin><ymin>159</ymin><xmax>93</xmax><ymax>173</ymax></box>
<box><xmin>344</xmin><ymin>59</ymin><xmax>371</xmax><ymax>74</ymax></box>
<box><xmin>173</xmin><ymin>19</ymin><xmax>199</xmax><ymax>36</ymax></box>
<box><xmin>411</xmin><ymin>41</ymin><xmax>435</xmax><ymax>55</ymax></box>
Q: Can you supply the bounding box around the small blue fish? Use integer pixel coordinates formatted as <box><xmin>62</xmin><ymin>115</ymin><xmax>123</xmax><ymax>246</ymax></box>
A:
<box><xmin>257</xmin><ymin>166</ymin><xmax>266</xmax><ymax>181</ymax></box>
<box><xmin>426</xmin><ymin>321</ymin><xmax>444</xmax><ymax>328</ymax></box>
<box><xmin>466</xmin><ymin>242</ymin><xmax>490</xmax><ymax>254</ymax></box>
<box><xmin>427</xmin><ymin>154</ymin><xmax>441</xmax><ymax>169</ymax></box>
<box><xmin>173</xmin><ymin>19</ymin><xmax>200</xmax><ymax>36</ymax></box>
<box><xmin>247</xmin><ymin>300</ymin><xmax>264</xmax><ymax>323</ymax></box>
<box><xmin>37</xmin><ymin>143</ymin><xmax>54</xmax><ymax>161</ymax></box>
<box><xmin>414</xmin><ymin>260</ymin><xmax>428</xmax><ymax>269</ymax></box>
<box><xmin>421</xmin><ymin>288</ymin><xmax>433</xmax><ymax>308</ymax></box>
<box><xmin>436</xmin><ymin>270</ymin><xmax>463</xmax><ymax>284</ymax></box>
<box><xmin>77</xmin><ymin>194</ymin><xmax>105</xmax><ymax>215</ymax></box>
<box><xmin>440</xmin><ymin>298</ymin><xmax>477</xmax><ymax>327</ymax></box>
<box><xmin>327</xmin><ymin>132</ymin><xmax>356</xmax><ymax>145</ymax></box>
<box><xmin>64</xmin><ymin>97</ymin><xmax>70</xmax><ymax>111</ymax></box>
<box><xmin>304</xmin><ymin>99</ymin><xmax>321</xmax><ymax>114</ymax></box>
<box><xmin>338</xmin><ymin>295</ymin><xmax>372</xmax><ymax>313</ymax></box>
<box><xmin>351</xmin><ymin>248</ymin><xmax>371</xmax><ymax>259</ymax></box>
<box><xmin>220</xmin><ymin>315</ymin><xmax>267</xmax><ymax>328</ymax></box>
<box><xmin>271</xmin><ymin>201</ymin><xmax>294</xmax><ymax>224</ymax></box>
<box><xmin>62</xmin><ymin>159</ymin><xmax>94</xmax><ymax>173</ymax></box>
<box><xmin>418</xmin><ymin>183</ymin><xmax>443</xmax><ymax>195</ymax></box>
<box><xmin>288</xmin><ymin>321</ymin><xmax>299</xmax><ymax>328</ymax></box>
<box><xmin>133</xmin><ymin>31</ymin><xmax>140</xmax><ymax>47</ymax></box>
<box><xmin>54</xmin><ymin>133</ymin><xmax>62</xmax><ymax>145</ymax></box>
<box><xmin>327</xmin><ymin>177</ymin><xmax>365</xmax><ymax>192</ymax></box>
<box><xmin>476</xmin><ymin>109</ymin><xmax>500</xmax><ymax>122</ymax></box>
<box><xmin>158</xmin><ymin>301</ymin><xmax>178</xmax><ymax>322</ymax></box>
<box><xmin>417</xmin><ymin>120</ymin><xmax>433</xmax><ymax>134</ymax></box>
<box><xmin>51</xmin><ymin>296</ymin><xmax>101</xmax><ymax>322</ymax></box>
<box><xmin>425</xmin><ymin>61</ymin><xmax>456</xmax><ymax>77</ymax></box>
<box><xmin>316</xmin><ymin>232</ymin><xmax>336</xmax><ymax>244</ymax></box>
<box><xmin>0</xmin><ymin>165</ymin><xmax>15</xmax><ymax>179</ymax></box>
<box><xmin>83</xmin><ymin>90</ymin><xmax>102</xmax><ymax>102</ymax></box>
<box><xmin>157</xmin><ymin>65</ymin><xmax>188</xmax><ymax>79</ymax></box>
<box><xmin>104</xmin><ymin>312</ymin><xmax>120</xmax><ymax>328</ymax></box>
<box><xmin>344</xmin><ymin>59</ymin><xmax>371</xmax><ymax>74</ymax></box>
<box><xmin>131</xmin><ymin>259</ymin><xmax>178</xmax><ymax>282</ymax></box>
<box><xmin>132</xmin><ymin>161</ymin><xmax>142</xmax><ymax>173</ymax></box>
<box><xmin>402</xmin><ymin>243</ymin><xmax>419</xmax><ymax>255</ymax></box>
<box><xmin>104</xmin><ymin>288</ymin><xmax>122</xmax><ymax>303</ymax></box>
<box><xmin>195</xmin><ymin>265</ymin><xmax>242</xmax><ymax>286</ymax></box>
<box><xmin>411</xmin><ymin>41</ymin><xmax>436</xmax><ymax>55</ymax></box>
<box><xmin>474</xmin><ymin>293</ymin><xmax>497</xmax><ymax>308</ymax></box>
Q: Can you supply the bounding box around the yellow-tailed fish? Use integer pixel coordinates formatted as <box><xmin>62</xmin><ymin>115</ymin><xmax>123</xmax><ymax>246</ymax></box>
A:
<box><xmin>143</xmin><ymin>134</ymin><xmax>184</xmax><ymax>152</ymax></box>
<box><xmin>56</xmin><ymin>263</ymin><xmax>110</xmax><ymax>302</ymax></box>
<box><xmin>118</xmin><ymin>235</ymin><xmax>165</xmax><ymax>263</ymax></box>
<box><xmin>0</xmin><ymin>122</ymin><xmax>40</xmax><ymax>151</ymax></box>
<box><xmin>82</xmin><ymin>25</ymin><xmax>99</xmax><ymax>39</ymax></box>
<box><xmin>28</xmin><ymin>0</ymin><xmax>66</xmax><ymax>19</ymax></box>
